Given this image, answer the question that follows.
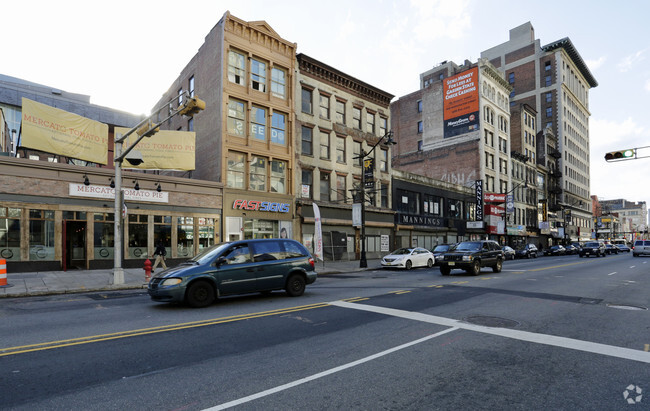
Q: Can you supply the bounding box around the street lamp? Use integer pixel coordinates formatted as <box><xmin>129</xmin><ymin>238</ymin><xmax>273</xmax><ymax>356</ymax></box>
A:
<box><xmin>111</xmin><ymin>92</ymin><xmax>205</xmax><ymax>284</ymax></box>
<box><xmin>355</xmin><ymin>131</ymin><xmax>396</xmax><ymax>268</ymax></box>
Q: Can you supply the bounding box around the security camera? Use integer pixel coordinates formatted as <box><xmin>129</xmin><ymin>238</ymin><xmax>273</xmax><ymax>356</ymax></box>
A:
<box><xmin>125</xmin><ymin>150</ymin><xmax>144</xmax><ymax>166</ymax></box>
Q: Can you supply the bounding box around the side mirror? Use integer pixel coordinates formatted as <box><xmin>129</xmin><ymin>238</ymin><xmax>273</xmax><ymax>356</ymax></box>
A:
<box><xmin>215</xmin><ymin>256</ymin><xmax>226</xmax><ymax>266</ymax></box>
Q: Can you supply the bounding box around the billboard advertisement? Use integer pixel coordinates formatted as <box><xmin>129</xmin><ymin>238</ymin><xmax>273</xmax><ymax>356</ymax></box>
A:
<box><xmin>443</xmin><ymin>67</ymin><xmax>479</xmax><ymax>138</ymax></box>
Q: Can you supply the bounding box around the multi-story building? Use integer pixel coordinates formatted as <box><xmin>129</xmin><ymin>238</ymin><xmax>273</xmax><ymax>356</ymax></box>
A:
<box><xmin>153</xmin><ymin>12</ymin><xmax>297</xmax><ymax>242</ymax></box>
<box><xmin>391</xmin><ymin>58</ymin><xmax>513</xmax><ymax>243</ymax></box>
<box><xmin>295</xmin><ymin>54</ymin><xmax>394</xmax><ymax>260</ymax></box>
<box><xmin>598</xmin><ymin>199</ymin><xmax>647</xmax><ymax>241</ymax></box>
<box><xmin>481</xmin><ymin>22</ymin><xmax>598</xmax><ymax>243</ymax></box>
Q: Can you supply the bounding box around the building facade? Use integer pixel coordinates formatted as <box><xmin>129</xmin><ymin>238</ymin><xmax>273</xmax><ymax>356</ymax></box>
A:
<box><xmin>598</xmin><ymin>198</ymin><xmax>647</xmax><ymax>242</ymax></box>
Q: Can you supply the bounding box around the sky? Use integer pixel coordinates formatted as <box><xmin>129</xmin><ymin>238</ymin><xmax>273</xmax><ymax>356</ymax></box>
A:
<box><xmin>2</xmin><ymin>0</ymin><xmax>649</xmax><ymax>225</ymax></box>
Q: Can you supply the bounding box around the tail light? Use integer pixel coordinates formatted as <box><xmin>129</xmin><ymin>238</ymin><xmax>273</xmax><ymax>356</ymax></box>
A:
<box><xmin>308</xmin><ymin>257</ymin><xmax>315</xmax><ymax>269</ymax></box>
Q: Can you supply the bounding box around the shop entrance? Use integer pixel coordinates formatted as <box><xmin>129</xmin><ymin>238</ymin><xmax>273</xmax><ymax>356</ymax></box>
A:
<box><xmin>64</xmin><ymin>220</ymin><xmax>87</xmax><ymax>270</ymax></box>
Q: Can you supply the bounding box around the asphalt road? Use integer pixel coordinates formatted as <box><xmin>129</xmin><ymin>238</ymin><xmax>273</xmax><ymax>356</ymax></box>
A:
<box><xmin>0</xmin><ymin>253</ymin><xmax>648</xmax><ymax>410</ymax></box>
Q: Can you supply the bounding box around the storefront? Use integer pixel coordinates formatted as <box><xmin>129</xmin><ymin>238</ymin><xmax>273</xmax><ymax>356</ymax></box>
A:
<box><xmin>0</xmin><ymin>157</ymin><xmax>222</xmax><ymax>273</ymax></box>
<box><xmin>222</xmin><ymin>190</ymin><xmax>295</xmax><ymax>243</ymax></box>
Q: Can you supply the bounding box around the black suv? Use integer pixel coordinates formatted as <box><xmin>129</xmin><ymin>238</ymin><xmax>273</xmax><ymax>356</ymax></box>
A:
<box><xmin>579</xmin><ymin>241</ymin><xmax>606</xmax><ymax>258</ymax></box>
<box><xmin>514</xmin><ymin>243</ymin><xmax>538</xmax><ymax>259</ymax></box>
<box><xmin>439</xmin><ymin>240</ymin><xmax>504</xmax><ymax>276</ymax></box>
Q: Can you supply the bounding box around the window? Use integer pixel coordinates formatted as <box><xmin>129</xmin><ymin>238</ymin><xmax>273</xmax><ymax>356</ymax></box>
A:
<box><xmin>251</xmin><ymin>106</ymin><xmax>266</xmax><ymax>141</ymax></box>
<box><xmin>249</xmin><ymin>156</ymin><xmax>267</xmax><ymax>191</ymax></box>
<box><xmin>228</xmin><ymin>50</ymin><xmax>246</xmax><ymax>85</ymax></box>
<box><xmin>0</xmin><ymin>207</ymin><xmax>21</xmax><ymax>261</ymax></box>
<box><xmin>545</xmin><ymin>75</ymin><xmax>552</xmax><ymax>87</ymax></box>
<box><xmin>353</xmin><ymin>141</ymin><xmax>362</xmax><ymax>166</ymax></box>
<box><xmin>379</xmin><ymin>149</ymin><xmax>388</xmax><ymax>172</ymax></box>
<box><xmin>227</xmin><ymin>98</ymin><xmax>245</xmax><ymax>136</ymax></box>
<box><xmin>448</xmin><ymin>199</ymin><xmax>462</xmax><ymax>218</ymax></box>
<box><xmin>319</xmin><ymin>94</ymin><xmax>330</xmax><ymax>119</ymax></box>
<box><xmin>546</xmin><ymin>92</ymin><xmax>552</xmax><ymax>103</ymax></box>
<box><xmin>301</xmin><ymin>126</ymin><xmax>313</xmax><ymax>155</ymax></box>
<box><xmin>301</xmin><ymin>88</ymin><xmax>313</xmax><ymax>114</ymax></box>
<box><xmin>381</xmin><ymin>183</ymin><xmax>389</xmax><ymax>208</ymax></box>
<box><xmin>499</xmin><ymin>159</ymin><xmax>508</xmax><ymax>174</ymax></box>
<box><xmin>336</xmin><ymin>136</ymin><xmax>346</xmax><ymax>163</ymax></box>
<box><xmin>423</xmin><ymin>194</ymin><xmax>441</xmax><ymax>216</ymax></box>
<box><xmin>508</xmin><ymin>72</ymin><xmax>515</xmax><ymax>84</ymax></box>
<box><xmin>352</xmin><ymin>107</ymin><xmax>362</xmax><ymax>129</ymax></box>
<box><xmin>302</xmin><ymin>169</ymin><xmax>313</xmax><ymax>199</ymax></box>
<box><xmin>545</xmin><ymin>61</ymin><xmax>551</xmax><ymax>71</ymax></box>
<box><xmin>271</xmin><ymin>112</ymin><xmax>286</xmax><ymax>145</ymax></box>
<box><xmin>336</xmin><ymin>174</ymin><xmax>346</xmax><ymax>202</ymax></box>
<box><xmin>509</xmin><ymin>88</ymin><xmax>515</xmax><ymax>99</ymax></box>
<box><xmin>396</xmin><ymin>189</ymin><xmax>420</xmax><ymax>214</ymax></box>
<box><xmin>178</xmin><ymin>88</ymin><xmax>183</xmax><ymax>107</ymax></box>
<box><xmin>227</xmin><ymin>152</ymin><xmax>246</xmax><ymax>188</ymax></box>
<box><xmin>188</xmin><ymin>118</ymin><xmax>193</xmax><ymax>132</ymax></box>
<box><xmin>189</xmin><ymin>76</ymin><xmax>195</xmax><ymax>97</ymax></box>
<box><xmin>320</xmin><ymin>172</ymin><xmax>330</xmax><ymax>202</ymax></box>
<box><xmin>320</xmin><ymin>131</ymin><xmax>330</xmax><ymax>159</ymax></box>
<box><xmin>379</xmin><ymin>117</ymin><xmax>387</xmax><ymax>136</ymax></box>
<box><xmin>270</xmin><ymin>160</ymin><xmax>286</xmax><ymax>194</ymax></box>
<box><xmin>251</xmin><ymin>58</ymin><xmax>266</xmax><ymax>92</ymax></box>
<box><xmin>418</xmin><ymin>140</ymin><xmax>423</xmax><ymax>151</ymax></box>
<box><xmin>271</xmin><ymin>67</ymin><xmax>286</xmax><ymax>98</ymax></box>
<box><xmin>417</xmin><ymin>100</ymin><xmax>422</xmax><ymax>113</ymax></box>
<box><xmin>335</xmin><ymin>100</ymin><xmax>346</xmax><ymax>124</ymax></box>
<box><xmin>418</xmin><ymin>121</ymin><xmax>423</xmax><ymax>133</ymax></box>
<box><xmin>546</xmin><ymin>107</ymin><xmax>553</xmax><ymax>118</ymax></box>
<box><xmin>499</xmin><ymin>137</ymin><xmax>507</xmax><ymax>153</ymax></box>
<box><xmin>500</xmin><ymin>180</ymin><xmax>508</xmax><ymax>194</ymax></box>
<box><xmin>366</xmin><ymin>112</ymin><xmax>375</xmax><ymax>134</ymax></box>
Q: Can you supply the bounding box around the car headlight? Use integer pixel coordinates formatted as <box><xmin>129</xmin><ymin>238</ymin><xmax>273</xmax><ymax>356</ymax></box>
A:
<box><xmin>462</xmin><ymin>255</ymin><xmax>473</xmax><ymax>262</ymax></box>
<box><xmin>160</xmin><ymin>278</ymin><xmax>182</xmax><ymax>286</ymax></box>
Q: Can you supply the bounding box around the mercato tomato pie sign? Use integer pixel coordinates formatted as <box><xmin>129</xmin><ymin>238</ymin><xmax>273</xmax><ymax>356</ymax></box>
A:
<box><xmin>233</xmin><ymin>199</ymin><xmax>290</xmax><ymax>213</ymax></box>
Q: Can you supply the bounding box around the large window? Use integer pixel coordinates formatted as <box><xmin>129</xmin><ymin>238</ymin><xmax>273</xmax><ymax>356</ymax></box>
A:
<box><xmin>336</xmin><ymin>174</ymin><xmax>346</xmax><ymax>202</ymax></box>
<box><xmin>352</xmin><ymin>107</ymin><xmax>362</xmax><ymax>129</ymax></box>
<box><xmin>0</xmin><ymin>207</ymin><xmax>21</xmax><ymax>261</ymax></box>
<box><xmin>353</xmin><ymin>141</ymin><xmax>362</xmax><ymax>167</ymax></box>
<box><xmin>336</xmin><ymin>136</ymin><xmax>346</xmax><ymax>163</ymax></box>
<box><xmin>227</xmin><ymin>152</ymin><xmax>246</xmax><ymax>188</ymax></box>
<box><xmin>423</xmin><ymin>194</ymin><xmax>442</xmax><ymax>216</ymax></box>
<box><xmin>396</xmin><ymin>190</ymin><xmax>420</xmax><ymax>214</ymax></box>
<box><xmin>154</xmin><ymin>215</ymin><xmax>172</xmax><ymax>256</ymax></box>
<box><xmin>271</xmin><ymin>67</ymin><xmax>286</xmax><ymax>99</ymax></box>
<box><xmin>301</xmin><ymin>88</ymin><xmax>312</xmax><ymax>114</ymax></box>
<box><xmin>335</xmin><ymin>100</ymin><xmax>345</xmax><ymax>124</ymax></box>
<box><xmin>379</xmin><ymin>117</ymin><xmax>387</xmax><ymax>136</ymax></box>
<box><xmin>448</xmin><ymin>199</ymin><xmax>463</xmax><ymax>219</ymax></box>
<box><xmin>251</xmin><ymin>106</ymin><xmax>266</xmax><ymax>141</ymax></box>
<box><xmin>271</xmin><ymin>112</ymin><xmax>286</xmax><ymax>145</ymax></box>
<box><xmin>93</xmin><ymin>212</ymin><xmax>114</xmax><ymax>261</ymax></box>
<box><xmin>177</xmin><ymin>217</ymin><xmax>194</xmax><ymax>258</ymax></box>
<box><xmin>249</xmin><ymin>156</ymin><xmax>267</xmax><ymax>191</ymax></box>
<box><xmin>366</xmin><ymin>112</ymin><xmax>375</xmax><ymax>134</ymax></box>
<box><xmin>302</xmin><ymin>169</ymin><xmax>313</xmax><ymax>199</ymax></box>
<box><xmin>127</xmin><ymin>214</ymin><xmax>147</xmax><ymax>259</ymax></box>
<box><xmin>227</xmin><ymin>98</ymin><xmax>245</xmax><ymax>136</ymax></box>
<box><xmin>379</xmin><ymin>149</ymin><xmax>388</xmax><ymax>172</ymax></box>
<box><xmin>270</xmin><ymin>160</ymin><xmax>287</xmax><ymax>194</ymax></box>
<box><xmin>198</xmin><ymin>218</ymin><xmax>215</xmax><ymax>251</ymax></box>
<box><xmin>228</xmin><ymin>50</ymin><xmax>246</xmax><ymax>86</ymax></box>
<box><xmin>29</xmin><ymin>209</ymin><xmax>55</xmax><ymax>261</ymax></box>
<box><xmin>301</xmin><ymin>126</ymin><xmax>313</xmax><ymax>155</ymax></box>
<box><xmin>319</xmin><ymin>94</ymin><xmax>330</xmax><ymax>119</ymax></box>
<box><xmin>320</xmin><ymin>171</ymin><xmax>330</xmax><ymax>202</ymax></box>
<box><xmin>251</xmin><ymin>58</ymin><xmax>266</xmax><ymax>92</ymax></box>
<box><xmin>320</xmin><ymin>131</ymin><xmax>330</xmax><ymax>159</ymax></box>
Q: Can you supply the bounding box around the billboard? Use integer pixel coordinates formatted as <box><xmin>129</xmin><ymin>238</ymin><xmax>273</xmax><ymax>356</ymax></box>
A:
<box><xmin>443</xmin><ymin>67</ymin><xmax>479</xmax><ymax>138</ymax></box>
<box><xmin>115</xmin><ymin>127</ymin><xmax>195</xmax><ymax>171</ymax></box>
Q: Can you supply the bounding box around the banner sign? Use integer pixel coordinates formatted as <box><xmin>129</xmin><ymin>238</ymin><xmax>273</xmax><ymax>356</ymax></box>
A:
<box><xmin>313</xmin><ymin>203</ymin><xmax>323</xmax><ymax>261</ymax></box>
<box><xmin>506</xmin><ymin>194</ymin><xmax>515</xmax><ymax>213</ymax></box>
<box><xmin>68</xmin><ymin>183</ymin><xmax>168</xmax><ymax>203</ymax></box>
<box><xmin>541</xmin><ymin>199</ymin><xmax>548</xmax><ymax>222</ymax></box>
<box><xmin>363</xmin><ymin>157</ymin><xmax>374</xmax><ymax>189</ymax></box>
<box><xmin>115</xmin><ymin>127</ymin><xmax>196</xmax><ymax>171</ymax></box>
<box><xmin>443</xmin><ymin>67</ymin><xmax>480</xmax><ymax>138</ymax></box>
<box><xmin>475</xmin><ymin>179</ymin><xmax>483</xmax><ymax>221</ymax></box>
<box><xmin>21</xmin><ymin>98</ymin><xmax>108</xmax><ymax>164</ymax></box>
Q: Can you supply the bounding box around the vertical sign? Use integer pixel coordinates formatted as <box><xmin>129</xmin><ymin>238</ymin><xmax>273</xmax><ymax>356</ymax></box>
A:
<box><xmin>475</xmin><ymin>179</ymin><xmax>483</xmax><ymax>221</ymax></box>
<box><xmin>364</xmin><ymin>158</ymin><xmax>374</xmax><ymax>189</ymax></box>
<box><xmin>506</xmin><ymin>194</ymin><xmax>515</xmax><ymax>213</ymax></box>
<box><xmin>352</xmin><ymin>203</ymin><xmax>362</xmax><ymax>227</ymax></box>
<box><xmin>541</xmin><ymin>199</ymin><xmax>548</xmax><ymax>222</ymax></box>
<box><xmin>313</xmin><ymin>203</ymin><xmax>323</xmax><ymax>261</ymax></box>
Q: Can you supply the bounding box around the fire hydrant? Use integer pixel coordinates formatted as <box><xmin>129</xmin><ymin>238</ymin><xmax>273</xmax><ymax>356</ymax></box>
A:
<box><xmin>144</xmin><ymin>258</ymin><xmax>152</xmax><ymax>281</ymax></box>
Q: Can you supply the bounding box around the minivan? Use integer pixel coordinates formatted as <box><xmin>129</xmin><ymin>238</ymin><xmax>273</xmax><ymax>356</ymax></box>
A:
<box><xmin>148</xmin><ymin>239</ymin><xmax>317</xmax><ymax>307</ymax></box>
<box><xmin>632</xmin><ymin>240</ymin><xmax>650</xmax><ymax>257</ymax></box>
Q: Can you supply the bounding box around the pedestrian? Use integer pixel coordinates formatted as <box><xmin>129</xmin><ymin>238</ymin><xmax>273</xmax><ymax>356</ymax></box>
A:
<box><xmin>152</xmin><ymin>240</ymin><xmax>167</xmax><ymax>272</ymax></box>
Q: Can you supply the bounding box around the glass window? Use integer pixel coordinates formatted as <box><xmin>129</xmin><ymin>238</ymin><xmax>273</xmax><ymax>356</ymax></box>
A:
<box><xmin>546</xmin><ymin>92</ymin><xmax>552</xmax><ymax>103</ymax></box>
<box><xmin>227</xmin><ymin>98</ymin><xmax>245</xmax><ymax>136</ymax></box>
<box><xmin>448</xmin><ymin>199</ymin><xmax>462</xmax><ymax>218</ymax></box>
<box><xmin>270</xmin><ymin>160</ymin><xmax>287</xmax><ymax>194</ymax></box>
<box><xmin>154</xmin><ymin>215</ymin><xmax>172</xmax><ymax>257</ymax></box>
<box><xmin>228</xmin><ymin>50</ymin><xmax>246</xmax><ymax>86</ymax></box>
<box><xmin>188</xmin><ymin>118</ymin><xmax>193</xmax><ymax>132</ymax></box>
<box><xmin>271</xmin><ymin>67</ymin><xmax>286</xmax><ymax>99</ymax></box>
<box><xmin>353</xmin><ymin>107</ymin><xmax>361</xmax><ymax>129</ymax></box>
<box><xmin>189</xmin><ymin>76</ymin><xmax>195</xmax><ymax>97</ymax></box>
<box><xmin>0</xmin><ymin>207</ymin><xmax>21</xmax><ymax>261</ymax></box>
<box><xmin>381</xmin><ymin>183</ymin><xmax>389</xmax><ymax>208</ymax></box>
<box><xmin>336</xmin><ymin>136</ymin><xmax>346</xmax><ymax>163</ymax></box>
<box><xmin>227</xmin><ymin>152</ymin><xmax>246</xmax><ymax>189</ymax></box>
<box><xmin>545</xmin><ymin>75</ymin><xmax>552</xmax><ymax>86</ymax></box>
<box><xmin>93</xmin><ymin>212</ymin><xmax>114</xmax><ymax>260</ymax></box>
<box><xmin>418</xmin><ymin>121</ymin><xmax>423</xmax><ymax>133</ymax></box>
<box><xmin>251</xmin><ymin>58</ymin><xmax>266</xmax><ymax>92</ymax></box>
<box><xmin>320</xmin><ymin>131</ymin><xmax>330</xmax><ymax>159</ymax></box>
<box><xmin>301</xmin><ymin>126</ymin><xmax>313</xmax><ymax>155</ymax></box>
<box><xmin>251</xmin><ymin>106</ymin><xmax>266</xmax><ymax>141</ymax></box>
<box><xmin>301</xmin><ymin>88</ymin><xmax>312</xmax><ymax>114</ymax></box>
<box><xmin>178</xmin><ymin>88</ymin><xmax>183</xmax><ymax>107</ymax></box>
<box><xmin>198</xmin><ymin>218</ymin><xmax>215</xmax><ymax>251</ymax></box>
<box><xmin>249</xmin><ymin>156</ymin><xmax>267</xmax><ymax>191</ymax></box>
<box><xmin>546</xmin><ymin>107</ymin><xmax>552</xmax><ymax>118</ymax></box>
<box><xmin>319</xmin><ymin>94</ymin><xmax>330</xmax><ymax>119</ymax></box>
<box><xmin>127</xmin><ymin>214</ymin><xmax>148</xmax><ymax>259</ymax></box>
<box><xmin>366</xmin><ymin>112</ymin><xmax>375</xmax><ymax>134</ymax></box>
<box><xmin>29</xmin><ymin>209</ymin><xmax>55</xmax><ymax>261</ymax></box>
<box><xmin>177</xmin><ymin>217</ymin><xmax>194</xmax><ymax>258</ymax></box>
<box><xmin>417</xmin><ymin>100</ymin><xmax>422</xmax><ymax>112</ymax></box>
<box><xmin>336</xmin><ymin>174</ymin><xmax>346</xmax><ymax>202</ymax></box>
<box><xmin>271</xmin><ymin>112</ymin><xmax>286</xmax><ymax>145</ymax></box>
<box><xmin>423</xmin><ymin>194</ymin><xmax>441</xmax><ymax>216</ymax></box>
<box><xmin>379</xmin><ymin>117</ymin><xmax>387</xmax><ymax>136</ymax></box>
<box><xmin>335</xmin><ymin>100</ymin><xmax>345</xmax><ymax>124</ymax></box>
<box><xmin>379</xmin><ymin>149</ymin><xmax>388</xmax><ymax>172</ymax></box>
<box><xmin>508</xmin><ymin>72</ymin><xmax>515</xmax><ymax>84</ymax></box>
<box><xmin>396</xmin><ymin>190</ymin><xmax>420</xmax><ymax>214</ymax></box>
<box><xmin>302</xmin><ymin>169</ymin><xmax>313</xmax><ymax>199</ymax></box>
<box><xmin>320</xmin><ymin>172</ymin><xmax>330</xmax><ymax>202</ymax></box>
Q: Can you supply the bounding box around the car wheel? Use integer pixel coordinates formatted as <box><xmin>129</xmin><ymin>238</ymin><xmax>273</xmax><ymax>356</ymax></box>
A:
<box><xmin>185</xmin><ymin>280</ymin><xmax>215</xmax><ymax>308</ymax></box>
<box><xmin>285</xmin><ymin>274</ymin><xmax>306</xmax><ymax>297</ymax></box>
<box><xmin>405</xmin><ymin>260</ymin><xmax>412</xmax><ymax>270</ymax></box>
<box><xmin>426</xmin><ymin>259</ymin><xmax>433</xmax><ymax>268</ymax></box>
<box><xmin>470</xmin><ymin>260</ymin><xmax>481</xmax><ymax>276</ymax></box>
<box><xmin>492</xmin><ymin>259</ymin><xmax>503</xmax><ymax>273</ymax></box>
<box><xmin>533</xmin><ymin>253</ymin><xmax>537</xmax><ymax>258</ymax></box>
<box><xmin>527</xmin><ymin>253</ymin><xmax>531</xmax><ymax>259</ymax></box>
<box><xmin>440</xmin><ymin>265</ymin><xmax>451</xmax><ymax>276</ymax></box>
<box><xmin>633</xmin><ymin>253</ymin><xmax>639</xmax><ymax>257</ymax></box>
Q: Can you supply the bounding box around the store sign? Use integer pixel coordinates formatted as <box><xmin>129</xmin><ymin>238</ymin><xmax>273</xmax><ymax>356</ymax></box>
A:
<box><xmin>484</xmin><ymin>193</ymin><xmax>506</xmax><ymax>202</ymax></box>
<box><xmin>398</xmin><ymin>214</ymin><xmax>444</xmax><ymax>227</ymax></box>
<box><xmin>467</xmin><ymin>221</ymin><xmax>484</xmax><ymax>229</ymax></box>
<box><xmin>232</xmin><ymin>199</ymin><xmax>290</xmax><ymax>213</ymax></box>
<box><xmin>475</xmin><ymin>179</ymin><xmax>483</xmax><ymax>221</ymax></box>
<box><xmin>69</xmin><ymin>183</ymin><xmax>168</xmax><ymax>203</ymax></box>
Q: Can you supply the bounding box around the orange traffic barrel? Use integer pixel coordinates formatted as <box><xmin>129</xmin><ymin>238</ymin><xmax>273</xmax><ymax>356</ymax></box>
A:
<box><xmin>0</xmin><ymin>258</ymin><xmax>7</xmax><ymax>287</ymax></box>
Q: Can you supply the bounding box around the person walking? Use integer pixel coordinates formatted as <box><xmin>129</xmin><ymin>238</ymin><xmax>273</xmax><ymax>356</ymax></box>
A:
<box><xmin>151</xmin><ymin>240</ymin><xmax>167</xmax><ymax>272</ymax></box>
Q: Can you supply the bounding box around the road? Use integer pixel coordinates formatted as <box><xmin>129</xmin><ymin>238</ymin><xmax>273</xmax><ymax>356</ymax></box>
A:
<box><xmin>0</xmin><ymin>254</ymin><xmax>648</xmax><ymax>410</ymax></box>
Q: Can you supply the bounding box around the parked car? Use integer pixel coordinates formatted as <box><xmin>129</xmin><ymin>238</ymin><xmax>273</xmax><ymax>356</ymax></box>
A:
<box><xmin>514</xmin><ymin>244</ymin><xmax>538</xmax><ymax>259</ymax></box>
<box><xmin>148</xmin><ymin>239</ymin><xmax>317</xmax><ymax>308</ymax></box>
<box><xmin>604</xmin><ymin>243</ymin><xmax>619</xmax><ymax>255</ymax></box>
<box><xmin>438</xmin><ymin>240</ymin><xmax>504</xmax><ymax>276</ymax></box>
<box><xmin>544</xmin><ymin>245</ymin><xmax>566</xmax><ymax>256</ymax></box>
<box><xmin>381</xmin><ymin>247</ymin><xmax>434</xmax><ymax>269</ymax></box>
<box><xmin>632</xmin><ymin>239</ymin><xmax>650</xmax><ymax>257</ymax></box>
<box><xmin>564</xmin><ymin>244</ymin><xmax>579</xmax><ymax>255</ymax></box>
<box><xmin>431</xmin><ymin>244</ymin><xmax>454</xmax><ymax>265</ymax></box>
<box><xmin>579</xmin><ymin>241</ymin><xmax>606</xmax><ymax>258</ymax></box>
<box><xmin>502</xmin><ymin>246</ymin><xmax>516</xmax><ymax>260</ymax></box>
<box><xmin>615</xmin><ymin>244</ymin><xmax>631</xmax><ymax>253</ymax></box>
<box><xmin>571</xmin><ymin>242</ymin><xmax>583</xmax><ymax>253</ymax></box>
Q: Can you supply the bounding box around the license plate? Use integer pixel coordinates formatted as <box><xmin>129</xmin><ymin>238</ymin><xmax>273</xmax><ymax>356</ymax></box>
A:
<box><xmin>385</xmin><ymin>262</ymin><xmax>391</xmax><ymax>265</ymax></box>
<box><xmin>448</xmin><ymin>262</ymin><xmax>455</xmax><ymax>266</ymax></box>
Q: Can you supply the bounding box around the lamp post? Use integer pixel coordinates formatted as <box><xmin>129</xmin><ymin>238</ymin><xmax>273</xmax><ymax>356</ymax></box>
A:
<box><xmin>111</xmin><ymin>92</ymin><xmax>205</xmax><ymax>284</ymax></box>
<box><xmin>356</xmin><ymin>131</ymin><xmax>396</xmax><ymax>268</ymax></box>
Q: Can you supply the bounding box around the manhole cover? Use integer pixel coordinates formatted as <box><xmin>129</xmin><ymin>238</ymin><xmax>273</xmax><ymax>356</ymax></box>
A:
<box><xmin>606</xmin><ymin>303</ymin><xmax>648</xmax><ymax>311</ymax></box>
<box><xmin>463</xmin><ymin>315</ymin><xmax>519</xmax><ymax>328</ymax></box>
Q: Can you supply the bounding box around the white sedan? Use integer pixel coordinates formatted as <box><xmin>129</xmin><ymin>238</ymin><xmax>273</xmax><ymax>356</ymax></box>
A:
<box><xmin>381</xmin><ymin>247</ymin><xmax>434</xmax><ymax>269</ymax></box>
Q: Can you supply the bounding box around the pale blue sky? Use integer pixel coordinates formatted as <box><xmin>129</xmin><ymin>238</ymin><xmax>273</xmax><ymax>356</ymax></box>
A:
<box><xmin>2</xmin><ymin>0</ymin><xmax>648</xmax><ymax>223</ymax></box>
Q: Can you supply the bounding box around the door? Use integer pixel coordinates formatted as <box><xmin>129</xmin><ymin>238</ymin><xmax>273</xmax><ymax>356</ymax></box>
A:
<box><xmin>64</xmin><ymin>220</ymin><xmax>87</xmax><ymax>270</ymax></box>
<box><xmin>215</xmin><ymin>243</ymin><xmax>257</xmax><ymax>295</ymax></box>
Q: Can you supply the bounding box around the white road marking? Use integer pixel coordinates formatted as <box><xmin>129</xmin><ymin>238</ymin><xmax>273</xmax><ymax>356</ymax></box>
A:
<box><xmin>608</xmin><ymin>272</ymin><xmax>617</xmax><ymax>276</ymax></box>
<box><xmin>204</xmin><ymin>327</ymin><xmax>459</xmax><ymax>411</ymax></box>
<box><xmin>629</xmin><ymin>266</ymin><xmax>635</xmax><ymax>269</ymax></box>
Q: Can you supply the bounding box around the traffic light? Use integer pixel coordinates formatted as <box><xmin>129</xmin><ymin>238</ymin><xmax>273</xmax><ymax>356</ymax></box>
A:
<box><xmin>135</xmin><ymin>119</ymin><xmax>160</xmax><ymax>138</ymax></box>
<box><xmin>604</xmin><ymin>149</ymin><xmax>635</xmax><ymax>161</ymax></box>
<box><xmin>178</xmin><ymin>97</ymin><xmax>206</xmax><ymax>117</ymax></box>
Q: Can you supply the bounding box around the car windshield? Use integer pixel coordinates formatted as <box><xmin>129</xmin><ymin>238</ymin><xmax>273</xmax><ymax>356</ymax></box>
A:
<box><xmin>189</xmin><ymin>242</ymin><xmax>232</xmax><ymax>265</ymax></box>
<box><xmin>455</xmin><ymin>242</ymin><xmax>481</xmax><ymax>251</ymax></box>
<box><xmin>584</xmin><ymin>242</ymin><xmax>599</xmax><ymax>247</ymax></box>
<box><xmin>391</xmin><ymin>248</ymin><xmax>413</xmax><ymax>255</ymax></box>
<box><xmin>433</xmin><ymin>245</ymin><xmax>450</xmax><ymax>252</ymax></box>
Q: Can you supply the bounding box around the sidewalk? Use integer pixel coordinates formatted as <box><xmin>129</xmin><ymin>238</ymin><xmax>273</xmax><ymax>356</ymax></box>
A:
<box><xmin>0</xmin><ymin>259</ymin><xmax>383</xmax><ymax>298</ymax></box>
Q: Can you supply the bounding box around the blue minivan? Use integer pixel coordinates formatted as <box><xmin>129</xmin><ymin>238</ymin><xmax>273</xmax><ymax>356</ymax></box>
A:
<box><xmin>148</xmin><ymin>239</ymin><xmax>317</xmax><ymax>308</ymax></box>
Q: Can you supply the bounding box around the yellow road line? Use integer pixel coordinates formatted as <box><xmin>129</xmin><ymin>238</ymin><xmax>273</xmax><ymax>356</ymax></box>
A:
<box><xmin>528</xmin><ymin>260</ymin><xmax>592</xmax><ymax>272</ymax></box>
<box><xmin>395</xmin><ymin>291</ymin><xmax>411</xmax><ymax>295</ymax></box>
<box><xmin>645</xmin><ymin>344</ymin><xmax>649</xmax><ymax>352</ymax></box>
